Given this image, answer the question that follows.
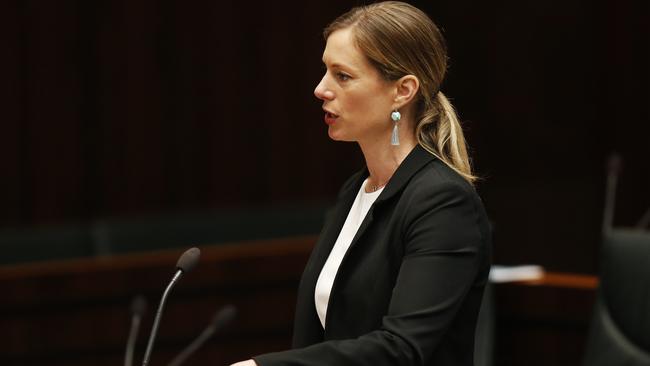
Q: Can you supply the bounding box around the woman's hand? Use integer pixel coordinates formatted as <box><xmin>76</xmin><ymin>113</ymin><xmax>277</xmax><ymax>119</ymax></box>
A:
<box><xmin>230</xmin><ymin>360</ymin><xmax>258</xmax><ymax>366</ymax></box>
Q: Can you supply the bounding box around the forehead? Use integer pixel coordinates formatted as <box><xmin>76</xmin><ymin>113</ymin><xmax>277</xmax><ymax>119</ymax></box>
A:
<box><xmin>322</xmin><ymin>28</ymin><xmax>368</xmax><ymax>70</ymax></box>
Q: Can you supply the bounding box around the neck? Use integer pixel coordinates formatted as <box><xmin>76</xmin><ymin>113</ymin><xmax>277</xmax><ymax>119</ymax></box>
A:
<box><xmin>358</xmin><ymin>132</ymin><xmax>417</xmax><ymax>193</ymax></box>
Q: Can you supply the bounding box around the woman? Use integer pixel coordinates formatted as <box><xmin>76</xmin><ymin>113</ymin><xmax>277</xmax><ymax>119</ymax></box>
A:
<box><xmin>232</xmin><ymin>2</ymin><xmax>491</xmax><ymax>365</ymax></box>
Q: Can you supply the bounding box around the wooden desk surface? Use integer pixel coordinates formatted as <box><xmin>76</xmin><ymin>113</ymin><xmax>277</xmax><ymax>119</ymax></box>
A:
<box><xmin>516</xmin><ymin>271</ymin><xmax>598</xmax><ymax>289</ymax></box>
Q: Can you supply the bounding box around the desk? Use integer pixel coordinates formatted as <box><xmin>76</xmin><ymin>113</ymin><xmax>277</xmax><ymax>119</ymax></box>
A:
<box><xmin>0</xmin><ymin>236</ymin><xmax>597</xmax><ymax>365</ymax></box>
<box><xmin>494</xmin><ymin>272</ymin><xmax>598</xmax><ymax>366</ymax></box>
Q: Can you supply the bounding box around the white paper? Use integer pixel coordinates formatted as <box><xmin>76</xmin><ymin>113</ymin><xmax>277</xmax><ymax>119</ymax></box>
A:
<box><xmin>488</xmin><ymin>265</ymin><xmax>545</xmax><ymax>283</ymax></box>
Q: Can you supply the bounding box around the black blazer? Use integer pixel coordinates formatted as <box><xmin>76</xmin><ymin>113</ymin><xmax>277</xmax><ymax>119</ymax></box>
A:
<box><xmin>255</xmin><ymin>144</ymin><xmax>492</xmax><ymax>366</ymax></box>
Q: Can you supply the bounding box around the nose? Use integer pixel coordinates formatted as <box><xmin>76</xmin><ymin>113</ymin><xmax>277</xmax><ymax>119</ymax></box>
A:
<box><xmin>314</xmin><ymin>74</ymin><xmax>334</xmax><ymax>101</ymax></box>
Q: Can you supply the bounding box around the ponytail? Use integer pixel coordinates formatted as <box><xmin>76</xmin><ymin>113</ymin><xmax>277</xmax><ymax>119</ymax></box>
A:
<box><xmin>416</xmin><ymin>92</ymin><xmax>478</xmax><ymax>185</ymax></box>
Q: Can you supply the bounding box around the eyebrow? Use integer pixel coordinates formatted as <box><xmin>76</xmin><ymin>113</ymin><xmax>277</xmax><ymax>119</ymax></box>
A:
<box><xmin>322</xmin><ymin>59</ymin><xmax>354</xmax><ymax>72</ymax></box>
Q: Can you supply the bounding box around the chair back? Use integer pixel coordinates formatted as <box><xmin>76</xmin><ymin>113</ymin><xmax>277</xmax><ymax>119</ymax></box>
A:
<box><xmin>583</xmin><ymin>228</ymin><xmax>650</xmax><ymax>366</ymax></box>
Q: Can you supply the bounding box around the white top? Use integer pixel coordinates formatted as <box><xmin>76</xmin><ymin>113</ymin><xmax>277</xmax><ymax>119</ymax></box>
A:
<box><xmin>314</xmin><ymin>178</ymin><xmax>384</xmax><ymax>329</ymax></box>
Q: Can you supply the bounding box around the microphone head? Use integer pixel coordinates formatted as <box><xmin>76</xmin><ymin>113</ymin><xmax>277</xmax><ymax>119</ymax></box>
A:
<box><xmin>130</xmin><ymin>294</ymin><xmax>148</xmax><ymax>316</ymax></box>
<box><xmin>211</xmin><ymin>304</ymin><xmax>237</xmax><ymax>330</ymax></box>
<box><xmin>176</xmin><ymin>247</ymin><xmax>201</xmax><ymax>273</ymax></box>
<box><xmin>607</xmin><ymin>152</ymin><xmax>622</xmax><ymax>174</ymax></box>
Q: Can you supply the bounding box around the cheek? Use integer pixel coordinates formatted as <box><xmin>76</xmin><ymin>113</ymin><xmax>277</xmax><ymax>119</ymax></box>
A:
<box><xmin>343</xmin><ymin>89</ymin><xmax>386</xmax><ymax>117</ymax></box>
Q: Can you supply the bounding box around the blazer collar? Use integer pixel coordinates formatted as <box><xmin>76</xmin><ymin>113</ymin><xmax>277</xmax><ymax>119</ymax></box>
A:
<box><xmin>347</xmin><ymin>143</ymin><xmax>437</xmax><ymax>205</ymax></box>
<box><xmin>308</xmin><ymin>145</ymin><xmax>436</xmax><ymax>272</ymax></box>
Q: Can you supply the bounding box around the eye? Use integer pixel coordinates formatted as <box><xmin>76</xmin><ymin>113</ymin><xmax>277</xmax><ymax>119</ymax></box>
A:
<box><xmin>336</xmin><ymin>72</ymin><xmax>351</xmax><ymax>81</ymax></box>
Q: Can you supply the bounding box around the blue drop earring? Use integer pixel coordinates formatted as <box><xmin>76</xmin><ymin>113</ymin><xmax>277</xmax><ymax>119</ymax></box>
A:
<box><xmin>390</xmin><ymin>110</ymin><xmax>401</xmax><ymax>146</ymax></box>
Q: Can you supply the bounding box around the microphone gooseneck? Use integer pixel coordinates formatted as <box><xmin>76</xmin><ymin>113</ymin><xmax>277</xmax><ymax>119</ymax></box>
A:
<box><xmin>603</xmin><ymin>152</ymin><xmax>622</xmax><ymax>233</ymax></box>
<box><xmin>166</xmin><ymin>305</ymin><xmax>237</xmax><ymax>366</ymax></box>
<box><xmin>210</xmin><ymin>304</ymin><xmax>237</xmax><ymax>330</ymax></box>
<box><xmin>125</xmin><ymin>295</ymin><xmax>148</xmax><ymax>366</ymax></box>
<box><xmin>142</xmin><ymin>247</ymin><xmax>201</xmax><ymax>366</ymax></box>
<box><xmin>637</xmin><ymin>208</ymin><xmax>650</xmax><ymax>229</ymax></box>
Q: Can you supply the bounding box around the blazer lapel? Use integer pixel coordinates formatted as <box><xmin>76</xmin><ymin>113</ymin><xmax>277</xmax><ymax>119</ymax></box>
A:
<box><xmin>293</xmin><ymin>170</ymin><xmax>369</xmax><ymax>346</ymax></box>
<box><xmin>374</xmin><ymin>144</ymin><xmax>437</xmax><ymax>205</ymax></box>
<box><xmin>304</xmin><ymin>170</ymin><xmax>367</xmax><ymax>281</ymax></box>
<box><xmin>323</xmin><ymin>145</ymin><xmax>436</xmax><ymax>334</ymax></box>
<box><xmin>340</xmin><ymin>144</ymin><xmax>436</xmax><ymax>254</ymax></box>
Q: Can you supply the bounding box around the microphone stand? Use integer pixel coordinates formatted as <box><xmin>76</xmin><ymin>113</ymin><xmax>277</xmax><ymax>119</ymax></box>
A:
<box><xmin>166</xmin><ymin>320</ymin><xmax>213</xmax><ymax>366</ymax></box>
<box><xmin>167</xmin><ymin>305</ymin><xmax>237</xmax><ymax>366</ymax></box>
<box><xmin>140</xmin><ymin>246</ymin><xmax>200</xmax><ymax>366</ymax></box>
<box><xmin>125</xmin><ymin>295</ymin><xmax>147</xmax><ymax>366</ymax></box>
<box><xmin>603</xmin><ymin>152</ymin><xmax>621</xmax><ymax>233</ymax></box>
<box><xmin>142</xmin><ymin>270</ymin><xmax>183</xmax><ymax>366</ymax></box>
<box><xmin>125</xmin><ymin>314</ymin><xmax>141</xmax><ymax>366</ymax></box>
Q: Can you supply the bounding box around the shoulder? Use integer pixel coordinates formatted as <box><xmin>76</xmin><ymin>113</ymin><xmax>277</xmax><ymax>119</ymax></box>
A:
<box><xmin>404</xmin><ymin>158</ymin><xmax>479</xmax><ymax>207</ymax></box>
<box><xmin>398</xmin><ymin>158</ymin><xmax>490</xmax><ymax>248</ymax></box>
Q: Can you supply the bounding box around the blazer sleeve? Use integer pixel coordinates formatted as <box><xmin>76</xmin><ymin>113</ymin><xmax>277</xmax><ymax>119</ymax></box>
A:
<box><xmin>253</xmin><ymin>181</ymin><xmax>488</xmax><ymax>366</ymax></box>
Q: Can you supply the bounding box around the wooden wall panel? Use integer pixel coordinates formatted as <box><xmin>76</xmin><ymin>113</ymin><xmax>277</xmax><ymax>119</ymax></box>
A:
<box><xmin>0</xmin><ymin>0</ymin><xmax>647</xmax><ymax>275</ymax></box>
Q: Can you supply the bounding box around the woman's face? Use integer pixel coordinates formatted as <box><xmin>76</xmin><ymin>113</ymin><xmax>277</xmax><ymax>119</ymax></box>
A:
<box><xmin>314</xmin><ymin>28</ymin><xmax>396</xmax><ymax>144</ymax></box>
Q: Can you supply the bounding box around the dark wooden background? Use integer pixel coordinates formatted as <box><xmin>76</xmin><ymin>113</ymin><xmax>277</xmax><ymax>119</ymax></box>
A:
<box><xmin>0</xmin><ymin>0</ymin><xmax>648</xmax><ymax>271</ymax></box>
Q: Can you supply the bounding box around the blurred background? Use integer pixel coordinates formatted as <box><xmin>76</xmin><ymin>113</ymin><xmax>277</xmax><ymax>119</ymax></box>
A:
<box><xmin>0</xmin><ymin>0</ymin><xmax>648</xmax><ymax>365</ymax></box>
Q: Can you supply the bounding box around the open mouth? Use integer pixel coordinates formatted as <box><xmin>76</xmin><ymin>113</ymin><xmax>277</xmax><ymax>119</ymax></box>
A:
<box><xmin>324</xmin><ymin>111</ymin><xmax>338</xmax><ymax>125</ymax></box>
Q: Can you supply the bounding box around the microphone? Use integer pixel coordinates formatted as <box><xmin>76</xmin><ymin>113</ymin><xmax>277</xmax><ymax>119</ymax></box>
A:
<box><xmin>125</xmin><ymin>295</ymin><xmax>148</xmax><ymax>366</ymax></box>
<box><xmin>603</xmin><ymin>152</ymin><xmax>622</xmax><ymax>233</ymax></box>
<box><xmin>637</xmin><ymin>208</ymin><xmax>650</xmax><ymax>230</ymax></box>
<box><xmin>166</xmin><ymin>305</ymin><xmax>238</xmax><ymax>366</ymax></box>
<box><xmin>142</xmin><ymin>247</ymin><xmax>201</xmax><ymax>366</ymax></box>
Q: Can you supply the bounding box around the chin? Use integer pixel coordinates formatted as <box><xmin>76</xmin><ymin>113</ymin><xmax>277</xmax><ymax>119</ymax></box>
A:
<box><xmin>327</xmin><ymin>129</ymin><xmax>354</xmax><ymax>142</ymax></box>
<box><xmin>329</xmin><ymin>124</ymin><xmax>359</xmax><ymax>141</ymax></box>
<box><xmin>327</xmin><ymin>127</ymin><xmax>343</xmax><ymax>141</ymax></box>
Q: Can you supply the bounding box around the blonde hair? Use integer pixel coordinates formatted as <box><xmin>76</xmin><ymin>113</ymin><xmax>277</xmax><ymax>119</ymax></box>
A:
<box><xmin>324</xmin><ymin>1</ymin><xmax>478</xmax><ymax>184</ymax></box>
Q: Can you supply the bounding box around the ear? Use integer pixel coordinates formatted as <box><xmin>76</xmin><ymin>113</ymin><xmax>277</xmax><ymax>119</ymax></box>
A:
<box><xmin>393</xmin><ymin>75</ymin><xmax>419</xmax><ymax>108</ymax></box>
